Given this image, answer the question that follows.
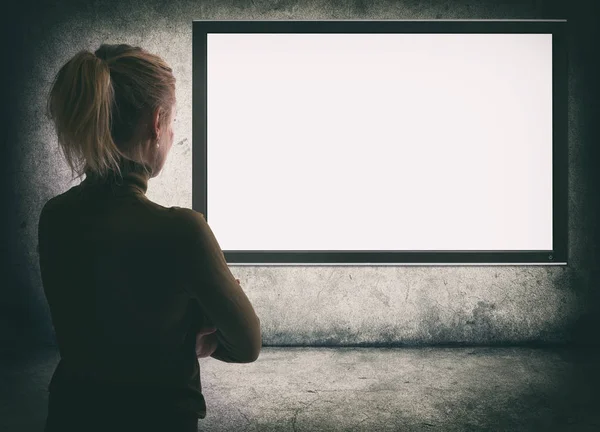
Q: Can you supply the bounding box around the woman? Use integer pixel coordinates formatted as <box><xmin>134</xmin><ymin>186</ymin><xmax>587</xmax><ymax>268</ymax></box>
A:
<box><xmin>38</xmin><ymin>44</ymin><xmax>261</xmax><ymax>432</ymax></box>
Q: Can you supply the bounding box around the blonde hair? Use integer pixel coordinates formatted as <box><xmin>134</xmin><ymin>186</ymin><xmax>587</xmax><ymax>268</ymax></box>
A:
<box><xmin>46</xmin><ymin>44</ymin><xmax>176</xmax><ymax>180</ymax></box>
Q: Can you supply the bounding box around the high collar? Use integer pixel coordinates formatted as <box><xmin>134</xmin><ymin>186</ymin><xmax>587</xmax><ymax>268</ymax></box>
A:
<box><xmin>82</xmin><ymin>159</ymin><xmax>151</xmax><ymax>195</ymax></box>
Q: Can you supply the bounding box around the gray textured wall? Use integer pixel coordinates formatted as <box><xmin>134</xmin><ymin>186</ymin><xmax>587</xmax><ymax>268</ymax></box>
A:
<box><xmin>4</xmin><ymin>0</ymin><xmax>599</xmax><ymax>349</ymax></box>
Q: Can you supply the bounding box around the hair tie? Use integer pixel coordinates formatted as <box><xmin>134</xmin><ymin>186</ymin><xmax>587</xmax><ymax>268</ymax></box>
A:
<box><xmin>94</xmin><ymin>51</ymin><xmax>107</xmax><ymax>64</ymax></box>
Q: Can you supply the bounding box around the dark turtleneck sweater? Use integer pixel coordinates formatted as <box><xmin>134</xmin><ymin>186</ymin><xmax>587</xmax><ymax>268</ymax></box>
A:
<box><xmin>37</xmin><ymin>159</ymin><xmax>261</xmax><ymax>418</ymax></box>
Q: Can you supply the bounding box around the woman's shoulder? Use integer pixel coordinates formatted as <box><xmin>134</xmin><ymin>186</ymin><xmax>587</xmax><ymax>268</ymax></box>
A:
<box><xmin>164</xmin><ymin>206</ymin><xmax>208</xmax><ymax>235</ymax></box>
<box><xmin>168</xmin><ymin>206</ymin><xmax>204</xmax><ymax>221</ymax></box>
<box><xmin>39</xmin><ymin>189</ymin><xmax>72</xmax><ymax>221</ymax></box>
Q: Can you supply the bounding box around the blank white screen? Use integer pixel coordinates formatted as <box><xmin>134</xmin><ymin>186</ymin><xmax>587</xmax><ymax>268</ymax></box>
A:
<box><xmin>206</xmin><ymin>33</ymin><xmax>553</xmax><ymax>251</ymax></box>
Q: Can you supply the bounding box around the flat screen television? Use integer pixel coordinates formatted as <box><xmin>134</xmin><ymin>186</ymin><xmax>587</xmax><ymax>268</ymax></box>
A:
<box><xmin>192</xmin><ymin>20</ymin><xmax>568</xmax><ymax>265</ymax></box>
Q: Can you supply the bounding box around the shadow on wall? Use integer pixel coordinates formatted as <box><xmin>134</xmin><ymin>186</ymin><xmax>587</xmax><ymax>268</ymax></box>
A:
<box><xmin>564</xmin><ymin>270</ymin><xmax>600</xmax><ymax>347</ymax></box>
<box><xmin>2</xmin><ymin>0</ymin><xmax>600</xmax><ymax>352</ymax></box>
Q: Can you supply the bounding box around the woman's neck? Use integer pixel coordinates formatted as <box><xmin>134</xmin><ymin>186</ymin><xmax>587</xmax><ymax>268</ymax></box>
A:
<box><xmin>83</xmin><ymin>159</ymin><xmax>151</xmax><ymax>194</ymax></box>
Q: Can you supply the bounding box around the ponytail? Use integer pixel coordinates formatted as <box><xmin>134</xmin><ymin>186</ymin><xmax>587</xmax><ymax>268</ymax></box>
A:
<box><xmin>46</xmin><ymin>50</ymin><xmax>124</xmax><ymax>180</ymax></box>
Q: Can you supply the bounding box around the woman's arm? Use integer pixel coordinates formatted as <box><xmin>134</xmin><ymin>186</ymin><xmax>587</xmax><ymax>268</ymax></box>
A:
<box><xmin>181</xmin><ymin>210</ymin><xmax>261</xmax><ymax>363</ymax></box>
<box><xmin>195</xmin><ymin>327</ymin><xmax>218</xmax><ymax>358</ymax></box>
<box><xmin>195</xmin><ymin>279</ymin><xmax>241</xmax><ymax>359</ymax></box>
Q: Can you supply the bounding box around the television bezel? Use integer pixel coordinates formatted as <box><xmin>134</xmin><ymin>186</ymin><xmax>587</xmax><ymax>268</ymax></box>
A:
<box><xmin>192</xmin><ymin>20</ymin><xmax>568</xmax><ymax>266</ymax></box>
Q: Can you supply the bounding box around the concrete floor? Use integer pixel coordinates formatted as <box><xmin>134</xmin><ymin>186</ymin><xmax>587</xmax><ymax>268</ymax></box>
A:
<box><xmin>1</xmin><ymin>346</ymin><xmax>599</xmax><ymax>431</ymax></box>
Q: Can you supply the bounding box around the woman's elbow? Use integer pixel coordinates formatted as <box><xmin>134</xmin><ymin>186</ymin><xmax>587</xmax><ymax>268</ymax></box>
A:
<box><xmin>239</xmin><ymin>346</ymin><xmax>260</xmax><ymax>363</ymax></box>
<box><xmin>241</xmin><ymin>318</ymin><xmax>262</xmax><ymax>363</ymax></box>
<box><xmin>243</xmin><ymin>322</ymin><xmax>262</xmax><ymax>363</ymax></box>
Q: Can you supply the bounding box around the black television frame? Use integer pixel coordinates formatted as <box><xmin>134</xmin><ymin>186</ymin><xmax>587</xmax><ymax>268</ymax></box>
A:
<box><xmin>192</xmin><ymin>20</ymin><xmax>568</xmax><ymax>265</ymax></box>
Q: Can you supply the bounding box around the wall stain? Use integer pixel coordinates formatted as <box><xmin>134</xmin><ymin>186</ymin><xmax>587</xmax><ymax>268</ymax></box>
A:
<box><xmin>371</xmin><ymin>285</ymin><xmax>390</xmax><ymax>307</ymax></box>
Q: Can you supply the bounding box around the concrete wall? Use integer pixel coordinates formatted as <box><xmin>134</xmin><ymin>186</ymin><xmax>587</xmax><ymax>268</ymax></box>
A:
<box><xmin>4</xmin><ymin>0</ymin><xmax>599</xmax><ymax>349</ymax></box>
